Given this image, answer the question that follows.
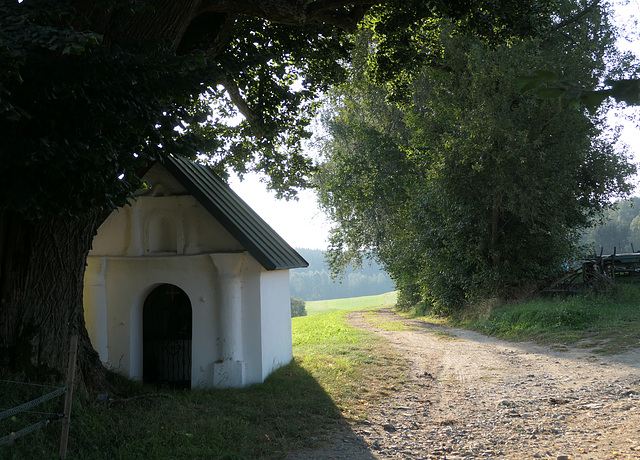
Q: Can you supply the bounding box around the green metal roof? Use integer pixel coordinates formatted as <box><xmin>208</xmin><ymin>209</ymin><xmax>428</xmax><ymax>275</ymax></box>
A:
<box><xmin>162</xmin><ymin>155</ymin><xmax>308</xmax><ymax>271</ymax></box>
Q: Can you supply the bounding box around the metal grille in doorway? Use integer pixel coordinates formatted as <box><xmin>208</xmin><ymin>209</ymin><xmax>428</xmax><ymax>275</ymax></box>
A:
<box><xmin>143</xmin><ymin>284</ymin><xmax>192</xmax><ymax>389</ymax></box>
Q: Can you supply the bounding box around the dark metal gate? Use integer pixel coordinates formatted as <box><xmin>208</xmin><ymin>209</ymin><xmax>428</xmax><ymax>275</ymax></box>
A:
<box><xmin>143</xmin><ymin>284</ymin><xmax>192</xmax><ymax>388</ymax></box>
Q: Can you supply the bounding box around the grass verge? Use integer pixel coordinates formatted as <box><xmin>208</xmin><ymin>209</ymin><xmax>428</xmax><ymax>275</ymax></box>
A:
<box><xmin>454</xmin><ymin>280</ymin><xmax>640</xmax><ymax>354</ymax></box>
<box><xmin>293</xmin><ymin>310</ymin><xmax>407</xmax><ymax>419</ymax></box>
<box><xmin>2</xmin><ymin>308</ymin><xmax>405</xmax><ymax>459</ymax></box>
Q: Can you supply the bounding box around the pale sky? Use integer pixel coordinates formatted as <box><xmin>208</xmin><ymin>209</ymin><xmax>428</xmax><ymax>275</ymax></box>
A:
<box><xmin>229</xmin><ymin>174</ymin><xmax>331</xmax><ymax>250</ymax></box>
<box><xmin>230</xmin><ymin>0</ymin><xmax>640</xmax><ymax>252</ymax></box>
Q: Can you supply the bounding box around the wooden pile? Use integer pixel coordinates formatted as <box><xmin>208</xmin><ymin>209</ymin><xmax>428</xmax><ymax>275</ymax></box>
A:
<box><xmin>543</xmin><ymin>250</ymin><xmax>640</xmax><ymax>294</ymax></box>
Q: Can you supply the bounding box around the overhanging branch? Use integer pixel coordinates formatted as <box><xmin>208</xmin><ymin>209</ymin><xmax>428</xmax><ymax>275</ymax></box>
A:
<box><xmin>218</xmin><ymin>77</ymin><xmax>265</xmax><ymax>138</ymax></box>
<box><xmin>548</xmin><ymin>0</ymin><xmax>600</xmax><ymax>33</ymax></box>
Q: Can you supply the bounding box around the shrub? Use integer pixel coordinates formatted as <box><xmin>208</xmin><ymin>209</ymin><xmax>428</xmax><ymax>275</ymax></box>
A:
<box><xmin>291</xmin><ymin>297</ymin><xmax>307</xmax><ymax>317</ymax></box>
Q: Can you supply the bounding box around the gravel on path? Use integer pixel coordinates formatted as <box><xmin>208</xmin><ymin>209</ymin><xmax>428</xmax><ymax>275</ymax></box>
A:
<box><xmin>287</xmin><ymin>307</ymin><xmax>640</xmax><ymax>460</ymax></box>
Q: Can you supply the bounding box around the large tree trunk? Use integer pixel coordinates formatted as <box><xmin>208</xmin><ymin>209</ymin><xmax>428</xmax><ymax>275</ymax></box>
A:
<box><xmin>0</xmin><ymin>209</ymin><xmax>105</xmax><ymax>391</ymax></box>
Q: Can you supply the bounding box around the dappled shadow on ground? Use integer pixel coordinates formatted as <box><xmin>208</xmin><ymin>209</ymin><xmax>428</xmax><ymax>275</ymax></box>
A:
<box><xmin>0</xmin><ymin>360</ymin><xmax>378</xmax><ymax>459</ymax></box>
<box><xmin>278</xmin><ymin>361</ymin><xmax>377</xmax><ymax>459</ymax></box>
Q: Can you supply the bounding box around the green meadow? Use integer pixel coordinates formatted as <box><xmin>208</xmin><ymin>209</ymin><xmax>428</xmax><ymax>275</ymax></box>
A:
<box><xmin>305</xmin><ymin>291</ymin><xmax>398</xmax><ymax>315</ymax></box>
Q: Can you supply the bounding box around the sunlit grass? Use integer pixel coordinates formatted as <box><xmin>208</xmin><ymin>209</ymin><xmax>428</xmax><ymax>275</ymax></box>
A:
<box><xmin>431</xmin><ymin>331</ymin><xmax>460</xmax><ymax>340</ymax></box>
<box><xmin>293</xmin><ymin>310</ymin><xmax>406</xmax><ymax>419</ymax></box>
<box><xmin>361</xmin><ymin>309</ymin><xmax>415</xmax><ymax>331</ymax></box>
<box><xmin>306</xmin><ymin>291</ymin><xmax>398</xmax><ymax>315</ymax></box>
<box><xmin>456</xmin><ymin>281</ymin><xmax>640</xmax><ymax>354</ymax></box>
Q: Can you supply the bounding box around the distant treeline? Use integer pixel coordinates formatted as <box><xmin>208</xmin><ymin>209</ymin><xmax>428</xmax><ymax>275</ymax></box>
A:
<box><xmin>291</xmin><ymin>248</ymin><xmax>395</xmax><ymax>301</ymax></box>
<box><xmin>582</xmin><ymin>197</ymin><xmax>640</xmax><ymax>255</ymax></box>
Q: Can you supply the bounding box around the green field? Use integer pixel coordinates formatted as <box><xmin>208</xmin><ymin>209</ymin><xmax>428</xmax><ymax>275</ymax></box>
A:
<box><xmin>306</xmin><ymin>291</ymin><xmax>398</xmax><ymax>315</ymax></box>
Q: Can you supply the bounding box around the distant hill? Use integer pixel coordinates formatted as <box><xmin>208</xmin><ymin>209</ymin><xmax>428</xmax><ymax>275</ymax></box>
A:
<box><xmin>290</xmin><ymin>248</ymin><xmax>395</xmax><ymax>301</ymax></box>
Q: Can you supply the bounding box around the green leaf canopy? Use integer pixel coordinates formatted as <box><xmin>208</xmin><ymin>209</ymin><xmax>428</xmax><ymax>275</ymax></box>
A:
<box><xmin>318</xmin><ymin>0</ymin><xmax>637</xmax><ymax>313</ymax></box>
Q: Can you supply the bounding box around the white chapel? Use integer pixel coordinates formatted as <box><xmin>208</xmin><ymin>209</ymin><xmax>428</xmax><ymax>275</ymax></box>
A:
<box><xmin>83</xmin><ymin>155</ymin><xmax>307</xmax><ymax>388</ymax></box>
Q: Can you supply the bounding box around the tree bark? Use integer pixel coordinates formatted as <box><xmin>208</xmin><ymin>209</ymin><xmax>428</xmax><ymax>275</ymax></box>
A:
<box><xmin>0</xmin><ymin>209</ymin><xmax>104</xmax><ymax>391</ymax></box>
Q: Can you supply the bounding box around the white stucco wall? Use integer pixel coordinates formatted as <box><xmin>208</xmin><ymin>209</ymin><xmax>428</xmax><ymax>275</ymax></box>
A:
<box><xmin>259</xmin><ymin>269</ymin><xmax>293</xmax><ymax>381</ymax></box>
<box><xmin>84</xmin><ymin>254</ymin><xmax>219</xmax><ymax>385</ymax></box>
<box><xmin>83</xmin><ymin>163</ymin><xmax>294</xmax><ymax>388</ymax></box>
<box><xmin>90</xmin><ymin>195</ymin><xmax>244</xmax><ymax>257</ymax></box>
<box><xmin>239</xmin><ymin>257</ymin><xmax>264</xmax><ymax>385</ymax></box>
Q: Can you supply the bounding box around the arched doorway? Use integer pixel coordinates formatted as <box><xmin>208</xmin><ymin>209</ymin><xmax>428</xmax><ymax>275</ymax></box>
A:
<box><xmin>143</xmin><ymin>284</ymin><xmax>192</xmax><ymax>388</ymax></box>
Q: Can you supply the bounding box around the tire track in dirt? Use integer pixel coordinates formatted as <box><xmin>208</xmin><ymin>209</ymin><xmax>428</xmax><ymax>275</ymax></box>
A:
<box><xmin>287</xmin><ymin>307</ymin><xmax>640</xmax><ymax>459</ymax></box>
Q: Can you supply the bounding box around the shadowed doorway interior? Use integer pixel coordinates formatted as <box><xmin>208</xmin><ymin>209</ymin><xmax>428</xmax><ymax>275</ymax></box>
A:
<box><xmin>143</xmin><ymin>284</ymin><xmax>192</xmax><ymax>388</ymax></box>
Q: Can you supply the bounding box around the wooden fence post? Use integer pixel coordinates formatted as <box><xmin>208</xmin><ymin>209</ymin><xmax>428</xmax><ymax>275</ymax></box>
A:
<box><xmin>59</xmin><ymin>335</ymin><xmax>78</xmax><ymax>460</ymax></box>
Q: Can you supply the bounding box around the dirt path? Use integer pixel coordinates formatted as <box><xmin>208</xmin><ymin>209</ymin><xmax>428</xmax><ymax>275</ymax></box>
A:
<box><xmin>287</xmin><ymin>307</ymin><xmax>640</xmax><ymax>460</ymax></box>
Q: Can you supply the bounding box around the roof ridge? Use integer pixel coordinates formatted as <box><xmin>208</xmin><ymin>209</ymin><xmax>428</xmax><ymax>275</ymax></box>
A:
<box><xmin>161</xmin><ymin>155</ymin><xmax>308</xmax><ymax>271</ymax></box>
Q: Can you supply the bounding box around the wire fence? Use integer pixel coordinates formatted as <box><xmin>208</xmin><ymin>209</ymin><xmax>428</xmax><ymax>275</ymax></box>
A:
<box><xmin>1</xmin><ymin>335</ymin><xmax>78</xmax><ymax>458</ymax></box>
<box><xmin>0</xmin><ymin>380</ymin><xmax>68</xmax><ymax>447</ymax></box>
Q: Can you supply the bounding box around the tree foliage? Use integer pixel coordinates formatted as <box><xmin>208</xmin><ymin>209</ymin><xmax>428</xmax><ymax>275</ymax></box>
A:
<box><xmin>317</xmin><ymin>0</ymin><xmax>637</xmax><ymax>314</ymax></box>
<box><xmin>290</xmin><ymin>297</ymin><xmax>307</xmax><ymax>317</ymax></box>
<box><xmin>0</xmin><ymin>0</ymin><xmax>556</xmax><ymax>218</ymax></box>
<box><xmin>515</xmin><ymin>0</ymin><xmax>640</xmax><ymax>111</ymax></box>
<box><xmin>0</xmin><ymin>1</ymin><xmax>339</xmax><ymax>216</ymax></box>
<box><xmin>0</xmin><ymin>0</ymin><xmax>557</xmax><ymax>386</ymax></box>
